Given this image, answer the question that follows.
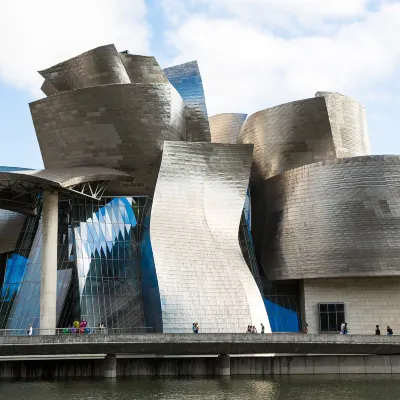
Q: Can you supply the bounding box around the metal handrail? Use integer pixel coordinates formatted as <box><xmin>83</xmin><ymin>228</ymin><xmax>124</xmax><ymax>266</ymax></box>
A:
<box><xmin>0</xmin><ymin>327</ymin><xmax>154</xmax><ymax>337</ymax></box>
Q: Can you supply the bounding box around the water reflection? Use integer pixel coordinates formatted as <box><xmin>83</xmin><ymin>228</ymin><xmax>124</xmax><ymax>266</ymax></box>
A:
<box><xmin>1</xmin><ymin>376</ymin><xmax>400</xmax><ymax>400</ymax></box>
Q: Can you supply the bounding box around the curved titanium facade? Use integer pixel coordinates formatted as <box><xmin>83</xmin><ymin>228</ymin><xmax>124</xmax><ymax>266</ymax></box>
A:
<box><xmin>164</xmin><ymin>61</ymin><xmax>211</xmax><ymax>142</ymax></box>
<box><xmin>39</xmin><ymin>44</ymin><xmax>130</xmax><ymax>95</ymax></box>
<box><xmin>316</xmin><ymin>91</ymin><xmax>370</xmax><ymax>157</ymax></box>
<box><xmin>256</xmin><ymin>156</ymin><xmax>400</xmax><ymax>281</ymax></box>
<box><xmin>120</xmin><ymin>54</ymin><xmax>169</xmax><ymax>84</ymax></box>
<box><xmin>30</xmin><ymin>83</ymin><xmax>186</xmax><ymax>195</ymax></box>
<box><xmin>210</xmin><ymin>113</ymin><xmax>247</xmax><ymax>144</ymax></box>
<box><xmin>150</xmin><ymin>141</ymin><xmax>270</xmax><ymax>333</ymax></box>
<box><xmin>238</xmin><ymin>97</ymin><xmax>336</xmax><ymax>180</ymax></box>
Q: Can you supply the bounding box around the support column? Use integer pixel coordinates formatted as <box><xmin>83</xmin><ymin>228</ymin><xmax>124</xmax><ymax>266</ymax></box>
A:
<box><xmin>104</xmin><ymin>355</ymin><xmax>117</xmax><ymax>378</ymax></box>
<box><xmin>40</xmin><ymin>190</ymin><xmax>58</xmax><ymax>335</ymax></box>
<box><xmin>218</xmin><ymin>354</ymin><xmax>230</xmax><ymax>376</ymax></box>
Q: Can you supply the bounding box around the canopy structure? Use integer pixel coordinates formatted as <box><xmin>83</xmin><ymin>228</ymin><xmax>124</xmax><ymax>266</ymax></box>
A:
<box><xmin>0</xmin><ymin>166</ymin><xmax>133</xmax><ymax>215</ymax></box>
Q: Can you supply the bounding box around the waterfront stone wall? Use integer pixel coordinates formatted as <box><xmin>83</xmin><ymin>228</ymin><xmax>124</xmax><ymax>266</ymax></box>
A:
<box><xmin>2</xmin><ymin>356</ymin><xmax>400</xmax><ymax>378</ymax></box>
<box><xmin>302</xmin><ymin>277</ymin><xmax>400</xmax><ymax>335</ymax></box>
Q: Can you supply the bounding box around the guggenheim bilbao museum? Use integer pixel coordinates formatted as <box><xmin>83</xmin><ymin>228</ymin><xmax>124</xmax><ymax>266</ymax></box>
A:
<box><xmin>0</xmin><ymin>44</ymin><xmax>398</xmax><ymax>335</ymax></box>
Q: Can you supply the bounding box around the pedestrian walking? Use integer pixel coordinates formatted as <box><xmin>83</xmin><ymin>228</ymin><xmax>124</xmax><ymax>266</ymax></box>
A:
<box><xmin>343</xmin><ymin>323</ymin><xmax>348</xmax><ymax>334</ymax></box>
<box><xmin>261</xmin><ymin>323</ymin><xmax>265</xmax><ymax>333</ymax></box>
<box><xmin>340</xmin><ymin>322</ymin><xmax>345</xmax><ymax>334</ymax></box>
<box><xmin>387</xmin><ymin>326</ymin><xmax>393</xmax><ymax>336</ymax></box>
<box><xmin>375</xmin><ymin>325</ymin><xmax>381</xmax><ymax>335</ymax></box>
<box><xmin>27</xmin><ymin>324</ymin><xmax>32</xmax><ymax>336</ymax></box>
<box><xmin>195</xmin><ymin>322</ymin><xmax>199</xmax><ymax>334</ymax></box>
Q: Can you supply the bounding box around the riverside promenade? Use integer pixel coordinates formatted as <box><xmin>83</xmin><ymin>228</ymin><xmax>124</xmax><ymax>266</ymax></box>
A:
<box><xmin>1</xmin><ymin>333</ymin><xmax>400</xmax><ymax>378</ymax></box>
<box><xmin>0</xmin><ymin>333</ymin><xmax>399</xmax><ymax>356</ymax></box>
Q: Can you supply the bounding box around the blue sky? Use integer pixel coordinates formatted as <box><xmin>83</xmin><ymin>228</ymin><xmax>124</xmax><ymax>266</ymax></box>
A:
<box><xmin>1</xmin><ymin>0</ymin><xmax>400</xmax><ymax>169</ymax></box>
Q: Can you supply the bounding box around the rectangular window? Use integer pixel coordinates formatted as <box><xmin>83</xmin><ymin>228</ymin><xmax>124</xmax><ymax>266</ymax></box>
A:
<box><xmin>318</xmin><ymin>303</ymin><xmax>345</xmax><ymax>332</ymax></box>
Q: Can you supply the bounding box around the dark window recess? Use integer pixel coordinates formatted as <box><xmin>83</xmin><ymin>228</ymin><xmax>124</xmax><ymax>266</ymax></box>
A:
<box><xmin>319</xmin><ymin>303</ymin><xmax>345</xmax><ymax>332</ymax></box>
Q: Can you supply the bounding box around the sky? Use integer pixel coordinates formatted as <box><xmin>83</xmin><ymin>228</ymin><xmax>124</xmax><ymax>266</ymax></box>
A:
<box><xmin>1</xmin><ymin>0</ymin><xmax>400</xmax><ymax>169</ymax></box>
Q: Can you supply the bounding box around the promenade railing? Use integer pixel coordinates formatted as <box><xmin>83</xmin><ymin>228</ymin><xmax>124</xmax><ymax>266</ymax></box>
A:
<box><xmin>0</xmin><ymin>327</ymin><xmax>153</xmax><ymax>337</ymax></box>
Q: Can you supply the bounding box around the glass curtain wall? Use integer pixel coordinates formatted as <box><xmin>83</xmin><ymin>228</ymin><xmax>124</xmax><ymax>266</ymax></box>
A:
<box><xmin>0</xmin><ymin>206</ymin><xmax>41</xmax><ymax>329</ymax></box>
<box><xmin>0</xmin><ymin>202</ymin><xmax>75</xmax><ymax>330</ymax></box>
<box><xmin>0</xmin><ymin>196</ymin><xmax>150</xmax><ymax>331</ymax></box>
<box><xmin>71</xmin><ymin>197</ymin><xmax>146</xmax><ymax>329</ymax></box>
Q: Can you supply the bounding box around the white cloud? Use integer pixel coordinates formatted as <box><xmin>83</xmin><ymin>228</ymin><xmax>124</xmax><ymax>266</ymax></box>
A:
<box><xmin>164</xmin><ymin>2</ymin><xmax>400</xmax><ymax>116</ymax></box>
<box><xmin>162</xmin><ymin>0</ymin><xmax>374</xmax><ymax>32</ymax></box>
<box><xmin>0</xmin><ymin>0</ymin><xmax>150</xmax><ymax>95</ymax></box>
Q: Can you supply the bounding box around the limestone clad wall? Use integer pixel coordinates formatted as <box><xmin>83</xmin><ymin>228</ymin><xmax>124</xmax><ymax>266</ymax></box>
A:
<box><xmin>303</xmin><ymin>277</ymin><xmax>400</xmax><ymax>335</ymax></box>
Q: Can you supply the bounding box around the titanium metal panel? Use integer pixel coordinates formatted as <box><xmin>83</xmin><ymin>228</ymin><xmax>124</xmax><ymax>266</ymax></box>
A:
<box><xmin>30</xmin><ymin>83</ymin><xmax>186</xmax><ymax>196</ymax></box>
<box><xmin>39</xmin><ymin>44</ymin><xmax>130</xmax><ymax>94</ymax></box>
<box><xmin>257</xmin><ymin>156</ymin><xmax>400</xmax><ymax>281</ymax></box>
<box><xmin>164</xmin><ymin>61</ymin><xmax>211</xmax><ymax>142</ymax></box>
<box><xmin>237</xmin><ymin>97</ymin><xmax>336</xmax><ymax>180</ymax></box>
<box><xmin>316</xmin><ymin>91</ymin><xmax>370</xmax><ymax>157</ymax></box>
<box><xmin>120</xmin><ymin>54</ymin><xmax>169</xmax><ymax>84</ymax></box>
<box><xmin>210</xmin><ymin>113</ymin><xmax>247</xmax><ymax>144</ymax></box>
<box><xmin>150</xmin><ymin>141</ymin><xmax>270</xmax><ymax>333</ymax></box>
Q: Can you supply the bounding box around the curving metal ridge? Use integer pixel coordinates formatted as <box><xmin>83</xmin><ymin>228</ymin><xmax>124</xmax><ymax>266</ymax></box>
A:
<box><xmin>30</xmin><ymin>84</ymin><xmax>186</xmax><ymax>195</ymax></box>
<box><xmin>210</xmin><ymin>113</ymin><xmax>247</xmax><ymax>144</ymax></box>
<box><xmin>39</xmin><ymin>44</ymin><xmax>131</xmax><ymax>94</ymax></box>
<box><xmin>120</xmin><ymin>54</ymin><xmax>169</xmax><ymax>84</ymax></box>
<box><xmin>164</xmin><ymin>61</ymin><xmax>211</xmax><ymax>142</ymax></box>
<box><xmin>316</xmin><ymin>91</ymin><xmax>370</xmax><ymax>158</ymax></box>
<box><xmin>150</xmin><ymin>141</ymin><xmax>270</xmax><ymax>333</ymax></box>
<box><xmin>255</xmin><ymin>156</ymin><xmax>400</xmax><ymax>281</ymax></box>
<box><xmin>238</xmin><ymin>97</ymin><xmax>336</xmax><ymax>181</ymax></box>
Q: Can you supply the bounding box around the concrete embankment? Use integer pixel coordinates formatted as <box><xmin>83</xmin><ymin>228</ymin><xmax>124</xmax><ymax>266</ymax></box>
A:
<box><xmin>1</xmin><ymin>355</ymin><xmax>400</xmax><ymax>378</ymax></box>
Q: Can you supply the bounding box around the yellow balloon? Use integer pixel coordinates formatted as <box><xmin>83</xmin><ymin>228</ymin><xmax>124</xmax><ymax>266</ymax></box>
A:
<box><xmin>73</xmin><ymin>321</ymin><xmax>80</xmax><ymax>328</ymax></box>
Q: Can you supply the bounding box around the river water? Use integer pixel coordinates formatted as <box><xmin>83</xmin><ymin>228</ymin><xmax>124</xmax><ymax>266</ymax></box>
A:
<box><xmin>1</xmin><ymin>376</ymin><xmax>400</xmax><ymax>399</ymax></box>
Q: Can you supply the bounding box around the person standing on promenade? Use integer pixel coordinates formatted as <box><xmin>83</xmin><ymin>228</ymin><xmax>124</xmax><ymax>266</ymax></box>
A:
<box><xmin>195</xmin><ymin>322</ymin><xmax>199</xmax><ymax>334</ymax></box>
<box><xmin>303</xmin><ymin>323</ymin><xmax>308</xmax><ymax>334</ymax></box>
<box><xmin>261</xmin><ymin>323</ymin><xmax>265</xmax><ymax>333</ymax></box>
<box><xmin>340</xmin><ymin>322</ymin><xmax>345</xmax><ymax>334</ymax></box>
<box><xmin>387</xmin><ymin>326</ymin><xmax>393</xmax><ymax>336</ymax></box>
<box><xmin>375</xmin><ymin>325</ymin><xmax>381</xmax><ymax>335</ymax></box>
<box><xmin>27</xmin><ymin>324</ymin><xmax>32</xmax><ymax>336</ymax></box>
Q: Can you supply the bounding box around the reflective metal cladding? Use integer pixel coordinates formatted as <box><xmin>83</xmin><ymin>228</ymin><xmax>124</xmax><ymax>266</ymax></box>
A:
<box><xmin>39</xmin><ymin>44</ymin><xmax>131</xmax><ymax>95</ymax></box>
<box><xmin>256</xmin><ymin>156</ymin><xmax>400</xmax><ymax>281</ymax></box>
<box><xmin>238</xmin><ymin>94</ymin><xmax>370</xmax><ymax>181</ymax></box>
<box><xmin>238</xmin><ymin>97</ymin><xmax>336</xmax><ymax>180</ymax></box>
<box><xmin>164</xmin><ymin>61</ymin><xmax>211</xmax><ymax>142</ymax></box>
<box><xmin>32</xmin><ymin>45</ymin><xmax>187</xmax><ymax>196</ymax></box>
<box><xmin>1</xmin><ymin>42</ymin><xmax>385</xmax><ymax>334</ymax></box>
<box><xmin>150</xmin><ymin>141</ymin><xmax>270</xmax><ymax>333</ymax></box>
<box><xmin>316</xmin><ymin>91</ymin><xmax>370</xmax><ymax>157</ymax></box>
<box><xmin>210</xmin><ymin>113</ymin><xmax>247</xmax><ymax>144</ymax></box>
<box><xmin>31</xmin><ymin>84</ymin><xmax>186</xmax><ymax>195</ymax></box>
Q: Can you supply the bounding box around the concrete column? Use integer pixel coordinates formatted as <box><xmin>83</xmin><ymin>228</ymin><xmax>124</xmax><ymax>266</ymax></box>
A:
<box><xmin>218</xmin><ymin>354</ymin><xmax>230</xmax><ymax>376</ymax></box>
<box><xmin>40</xmin><ymin>190</ymin><xmax>58</xmax><ymax>335</ymax></box>
<box><xmin>104</xmin><ymin>355</ymin><xmax>117</xmax><ymax>378</ymax></box>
